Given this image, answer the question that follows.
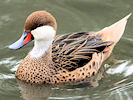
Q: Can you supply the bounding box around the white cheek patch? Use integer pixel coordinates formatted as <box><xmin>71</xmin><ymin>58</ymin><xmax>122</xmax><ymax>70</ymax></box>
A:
<box><xmin>31</xmin><ymin>26</ymin><xmax>56</xmax><ymax>41</ymax></box>
<box><xmin>30</xmin><ymin>26</ymin><xmax>56</xmax><ymax>58</ymax></box>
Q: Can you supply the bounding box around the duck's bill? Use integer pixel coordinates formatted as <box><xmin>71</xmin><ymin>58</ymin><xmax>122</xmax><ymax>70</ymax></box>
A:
<box><xmin>8</xmin><ymin>32</ymin><xmax>34</xmax><ymax>50</ymax></box>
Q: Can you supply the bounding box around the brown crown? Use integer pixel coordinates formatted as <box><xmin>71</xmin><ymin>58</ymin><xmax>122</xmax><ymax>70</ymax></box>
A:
<box><xmin>24</xmin><ymin>11</ymin><xmax>57</xmax><ymax>32</ymax></box>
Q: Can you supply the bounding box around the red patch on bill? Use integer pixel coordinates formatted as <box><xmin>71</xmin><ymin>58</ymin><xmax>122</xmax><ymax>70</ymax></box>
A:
<box><xmin>24</xmin><ymin>33</ymin><xmax>32</xmax><ymax>44</ymax></box>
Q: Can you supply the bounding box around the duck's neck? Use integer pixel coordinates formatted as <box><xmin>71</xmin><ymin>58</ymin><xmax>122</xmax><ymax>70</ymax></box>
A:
<box><xmin>29</xmin><ymin>25</ymin><xmax>56</xmax><ymax>58</ymax></box>
<box><xmin>30</xmin><ymin>39</ymin><xmax>53</xmax><ymax>58</ymax></box>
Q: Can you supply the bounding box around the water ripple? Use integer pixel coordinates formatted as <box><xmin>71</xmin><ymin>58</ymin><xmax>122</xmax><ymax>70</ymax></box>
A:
<box><xmin>105</xmin><ymin>81</ymin><xmax>133</xmax><ymax>100</ymax></box>
<box><xmin>0</xmin><ymin>15</ymin><xmax>12</xmax><ymax>28</ymax></box>
<box><xmin>123</xmin><ymin>37</ymin><xmax>133</xmax><ymax>42</ymax></box>
<box><xmin>0</xmin><ymin>57</ymin><xmax>21</xmax><ymax>72</ymax></box>
<box><xmin>0</xmin><ymin>74</ymin><xmax>15</xmax><ymax>79</ymax></box>
<box><xmin>49</xmin><ymin>95</ymin><xmax>89</xmax><ymax>100</ymax></box>
<box><xmin>106</xmin><ymin>60</ymin><xmax>133</xmax><ymax>76</ymax></box>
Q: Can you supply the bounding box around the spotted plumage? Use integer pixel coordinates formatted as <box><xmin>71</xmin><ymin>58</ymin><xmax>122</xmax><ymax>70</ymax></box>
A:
<box><xmin>9</xmin><ymin>11</ymin><xmax>131</xmax><ymax>84</ymax></box>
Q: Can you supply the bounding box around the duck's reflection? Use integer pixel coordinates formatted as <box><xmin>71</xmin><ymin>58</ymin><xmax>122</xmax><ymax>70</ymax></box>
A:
<box><xmin>17</xmin><ymin>80</ymin><xmax>52</xmax><ymax>100</ymax></box>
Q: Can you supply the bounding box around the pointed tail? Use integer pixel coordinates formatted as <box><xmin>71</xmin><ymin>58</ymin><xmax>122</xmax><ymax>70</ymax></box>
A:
<box><xmin>95</xmin><ymin>13</ymin><xmax>131</xmax><ymax>45</ymax></box>
<box><xmin>94</xmin><ymin>13</ymin><xmax>131</xmax><ymax>60</ymax></box>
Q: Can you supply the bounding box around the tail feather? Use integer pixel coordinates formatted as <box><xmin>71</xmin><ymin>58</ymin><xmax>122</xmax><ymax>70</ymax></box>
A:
<box><xmin>94</xmin><ymin>13</ymin><xmax>131</xmax><ymax>60</ymax></box>
<box><xmin>95</xmin><ymin>13</ymin><xmax>131</xmax><ymax>44</ymax></box>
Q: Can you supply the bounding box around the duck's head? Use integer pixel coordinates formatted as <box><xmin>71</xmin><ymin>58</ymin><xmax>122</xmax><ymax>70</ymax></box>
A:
<box><xmin>9</xmin><ymin>11</ymin><xmax>57</xmax><ymax>50</ymax></box>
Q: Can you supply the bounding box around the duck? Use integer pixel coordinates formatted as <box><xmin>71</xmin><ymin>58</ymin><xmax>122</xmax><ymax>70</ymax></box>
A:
<box><xmin>9</xmin><ymin>11</ymin><xmax>131</xmax><ymax>84</ymax></box>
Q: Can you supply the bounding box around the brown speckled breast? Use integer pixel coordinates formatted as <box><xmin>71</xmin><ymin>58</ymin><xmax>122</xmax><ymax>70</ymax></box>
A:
<box><xmin>16</xmin><ymin>51</ymin><xmax>56</xmax><ymax>84</ymax></box>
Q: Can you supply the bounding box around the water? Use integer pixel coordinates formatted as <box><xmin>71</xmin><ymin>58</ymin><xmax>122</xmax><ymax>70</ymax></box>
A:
<box><xmin>0</xmin><ymin>0</ymin><xmax>133</xmax><ymax>100</ymax></box>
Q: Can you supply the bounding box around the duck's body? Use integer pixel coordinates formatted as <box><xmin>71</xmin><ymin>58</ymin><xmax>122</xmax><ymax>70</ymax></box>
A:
<box><xmin>9</xmin><ymin>11</ymin><xmax>131</xmax><ymax>84</ymax></box>
<box><xmin>16</xmin><ymin>32</ymin><xmax>111</xmax><ymax>84</ymax></box>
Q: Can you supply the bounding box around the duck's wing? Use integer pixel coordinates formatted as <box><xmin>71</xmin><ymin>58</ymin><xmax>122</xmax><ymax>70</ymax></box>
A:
<box><xmin>52</xmin><ymin>32</ymin><xmax>113</xmax><ymax>71</ymax></box>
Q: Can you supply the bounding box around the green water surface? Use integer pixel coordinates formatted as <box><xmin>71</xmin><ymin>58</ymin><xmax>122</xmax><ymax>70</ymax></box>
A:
<box><xmin>0</xmin><ymin>0</ymin><xmax>133</xmax><ymax>100</ymax></box>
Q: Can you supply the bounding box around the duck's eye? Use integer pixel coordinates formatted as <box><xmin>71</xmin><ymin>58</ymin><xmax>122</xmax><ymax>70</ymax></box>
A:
<box><xmin>38</xmin><ymin>23</ymin><xmax>44</xmax><ymax>27</ymax></box>
<box><xmin>31</xmin><ymin>24</ymin><xmax>44</xmax><ymax>30</ymax></box>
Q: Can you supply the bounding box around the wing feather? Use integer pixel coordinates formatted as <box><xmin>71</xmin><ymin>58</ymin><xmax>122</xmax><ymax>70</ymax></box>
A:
<box><xmin>52</xmin><ymin>32</ymin><xmax>113</xmax><ymax>71</ymax></box>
